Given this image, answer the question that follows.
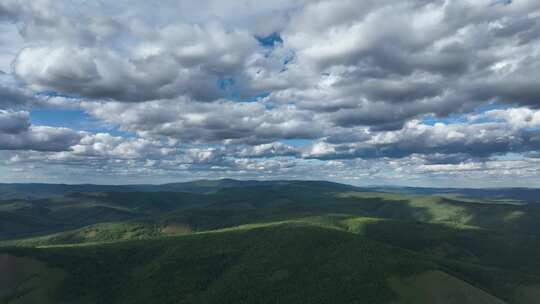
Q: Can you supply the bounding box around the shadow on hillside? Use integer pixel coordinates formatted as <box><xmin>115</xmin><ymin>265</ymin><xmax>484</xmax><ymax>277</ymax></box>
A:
<box><xmin>4</xmin><ymin>184</ymin><xmax>540</xmax><ymax>244</ymax></box>
<box><xmin>435</xmin><ymin>197</ymin><xmax>540</xmax><ymax>234</ymax></box>
<box><xmin>331</xmin><ymin>195</ymin><xmax>436</xmax><ymax>222</ymax></box>
<box><xmin>334</xmin><ymin>192</ymin><xmax>540</xmax><ymax>235</ymax></box>
<box><xmin>359</xmin><ymin>216</ymin><xmax>540</xmax><ymax>302</ymax></box>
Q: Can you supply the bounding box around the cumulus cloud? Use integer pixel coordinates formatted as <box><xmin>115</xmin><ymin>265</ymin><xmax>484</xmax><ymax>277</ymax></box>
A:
<box><xmin>13</xmin><ymin>27</ymin><xmax>257</xmax><ymax>102</ymax></box>
<box><xmin>258</xmin><ymin>0</ymin><xmax>540</xmax><ymax>128</ymax></box>
<box><xmin>303</xmin><ymin>112</ymin><xmax>540</xmax><ymax>161</ymax></box>
<box><xmin>70</xmin><ymin>133</ymin><xmax>175</xmax><ymax>160</ymax></box>
<box><xmin>237</xmin><ymin>142</ymin><xmax>299</xmax><ymax>158</ymax></box>
<box><xmin>0</xmin><ymin>84</ymin><xmax>35</xmax><ymax>108</ymax></box>
<box><xmin>0</xmin><ymin>110</ymin><xmax>29</xmax><ymax>133</ymax></box>
<box><xmin>0</xmin><ymin>110</ymin><xmax>82</xmax><ymax>151</ymax></box>
<box><xmin>0</xmin><ymin>72</ymin><xmax>37</xmax><ymax>108</ymax></box>
<box><xmin>7</xmin><ymin>0</ymin><xmax>262</xmax><ymax>102</ymax></box>
<box><xmin>483</xmin><ymin>107</ymin><xmax>540</xmax><ymax>129</ymax></box>
<box><xmin>81</xmin><ymin>99</ymin><xmax>323</xmax><ymax>144</ymax></box>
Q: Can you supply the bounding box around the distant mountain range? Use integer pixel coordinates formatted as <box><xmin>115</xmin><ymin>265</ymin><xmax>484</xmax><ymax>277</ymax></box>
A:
<box><xmin>1</xmin><ymin>179</ymin><xmax>539</xmax><ymax>203</ymax></box>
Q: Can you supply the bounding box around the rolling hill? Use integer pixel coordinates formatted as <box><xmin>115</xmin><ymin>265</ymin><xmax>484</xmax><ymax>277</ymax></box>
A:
<box><xmin>1</xmin><ymin>180</ymin><xmax>540</xmax><ymax>303</ymax></box>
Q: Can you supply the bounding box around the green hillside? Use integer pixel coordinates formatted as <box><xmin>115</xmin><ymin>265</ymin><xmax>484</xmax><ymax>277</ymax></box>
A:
<box><xmin>2</xmin><ymin>180</ymin><xmax>540</xmax><ymax>303</ymax></box>
<box><xmin>2</xmin><ymin>222</ymin><xmax>529</xmax><ymax>304</ymax></box>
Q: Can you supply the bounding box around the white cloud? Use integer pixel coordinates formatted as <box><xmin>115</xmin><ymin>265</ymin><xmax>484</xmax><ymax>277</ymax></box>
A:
<box><xmin>484</xmin><ymin>108</ymin><xmax>540</xmax><ymax>129</ymax></box>
<box><xmin>81</xmin><ymin>99</ymin><xmax>323</xmax><ymax>144</ymax></box>
<box><xmin>0</xmin><ymin>110</ymin><xmax>82</xmax><ymax>151</ymax></box>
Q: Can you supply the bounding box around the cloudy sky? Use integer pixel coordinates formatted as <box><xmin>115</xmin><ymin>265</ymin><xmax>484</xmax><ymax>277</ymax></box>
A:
<box><xmin>1</xmin><ymin>0</ymin><xmax>540</xmax><ymax>187</ymax></box>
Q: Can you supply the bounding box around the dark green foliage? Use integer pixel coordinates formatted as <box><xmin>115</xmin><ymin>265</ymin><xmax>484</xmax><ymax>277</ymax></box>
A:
<box><xmin>2</xmin><ymin>180</ymin><xmax>540</xmax><ymax>303</ymax></box>
<box><xmin>3</xmin><ymin>224</ymin><xmax>434</xmax><ymax>304</ymax></box>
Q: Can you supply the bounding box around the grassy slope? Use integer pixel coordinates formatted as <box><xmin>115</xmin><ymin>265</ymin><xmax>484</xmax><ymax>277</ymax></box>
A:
<box><xmin>1</xmin><ymin>223</ymin><xmax>428</xmax><ymax>303</ymax></box>
<box><xmin>4</xmin><ymin>222</ymin><xmax>522</xmax><ymax>304</ymax></box>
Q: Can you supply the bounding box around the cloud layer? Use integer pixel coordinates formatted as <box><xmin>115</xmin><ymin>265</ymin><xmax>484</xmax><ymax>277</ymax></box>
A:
<box><xmin>1</xmin><ymin>0</ymin><xmax>540</xmax><ymax>186</ymax></box>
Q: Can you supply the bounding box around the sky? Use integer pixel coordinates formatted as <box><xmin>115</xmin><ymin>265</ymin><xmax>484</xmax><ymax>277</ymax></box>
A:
<box><xmin>1</xmin><ymin>0</ymin><xmax>540</xmax><ymax>187</ymax></box>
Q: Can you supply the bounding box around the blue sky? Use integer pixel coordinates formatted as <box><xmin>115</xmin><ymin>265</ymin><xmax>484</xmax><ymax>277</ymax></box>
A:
<box><xmin>30</xmin><ymin>108</ymin><xmax>91</xmax><ymax>129</ymax></box>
